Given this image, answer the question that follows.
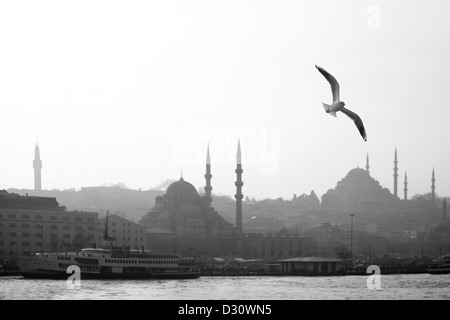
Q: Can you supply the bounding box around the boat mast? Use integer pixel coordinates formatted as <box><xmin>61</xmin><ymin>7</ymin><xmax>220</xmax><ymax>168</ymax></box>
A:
<box><xmin>104</xmin><ymin>210</ymin><xmax>110</xmax><ymax>240</ymax></box>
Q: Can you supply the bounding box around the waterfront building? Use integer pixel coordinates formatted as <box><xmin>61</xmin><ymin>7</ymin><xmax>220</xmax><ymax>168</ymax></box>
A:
<box><xmin>98</xmin><ymin>214</ymin><xmax>146</xmax><ymax>250</ymax></box>
<box><xmin>0</xmin><ymin>190</ymin><xmax>99</xmax><ymax>265</ymax></box>
<box><xmin>278</xmin><ymin>257</ymin><xmax>346</xmax><ymax>275</ymax></box>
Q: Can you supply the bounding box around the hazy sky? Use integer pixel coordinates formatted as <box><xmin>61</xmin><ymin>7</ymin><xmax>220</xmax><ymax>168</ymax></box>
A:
<box><xmin>1</xmin><ymin>0</ymin><xmax>449</xmax><ymax>200</ymax></box>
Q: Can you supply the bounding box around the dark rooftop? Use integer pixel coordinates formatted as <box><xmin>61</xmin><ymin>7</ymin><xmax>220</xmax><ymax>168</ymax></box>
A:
<box><xmin>0</xmin><ymin>190</ymin><xmax>64</xmax><ymax>211</ymax></box>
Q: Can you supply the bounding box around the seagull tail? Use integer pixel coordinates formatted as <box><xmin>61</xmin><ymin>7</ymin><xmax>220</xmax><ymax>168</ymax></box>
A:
<box><xmin>322</xmin><ymin>103</ymin><xmax>337</xmax><ymax>118</ymax></box>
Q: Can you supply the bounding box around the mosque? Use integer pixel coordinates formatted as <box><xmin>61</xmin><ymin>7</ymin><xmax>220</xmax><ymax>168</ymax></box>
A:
<box><xmin>140</xmin><ymin>141</ymin><xmax>315</xmax><ymax>260</ymax></box>
<box><xmin>321</xmin><ymin>149</ymin><xmax>438</xmax><ymax>211</ymax></box>
<box><xmin>140</xmin><ymin>143</ymin><xmax>241</xmax><ymax>239</ymax></box>
<box><xmin>143</xmin><ymin>176</ymin><xmax>235</xmax><ymax>237</ymax></box>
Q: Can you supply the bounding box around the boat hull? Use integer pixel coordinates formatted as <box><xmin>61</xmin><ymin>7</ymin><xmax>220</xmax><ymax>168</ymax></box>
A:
<box><xmin>428</xmin><ymin>269</ymin><xmax>450</xmax><ymax>275</ymax></box>
<box><xmin>21</xmin><ymin>269</ymin><xmax>200</xmax><ymax>280</ymax></box>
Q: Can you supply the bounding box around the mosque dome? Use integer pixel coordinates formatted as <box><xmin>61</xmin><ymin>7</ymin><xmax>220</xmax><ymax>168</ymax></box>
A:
<box><xmin>336</xmin><ymin>167</ymin><xmax>382</xmax><ymax>190</ymax></box>
<box><xmin>345</xmin><ymin>168</ymin><xmax>370</xmax><ymax>181</ymax></box>
<box><xmin>166</xmin><ymin>177</ymin><xmax>199</xmax><ymax>200</ymax></box>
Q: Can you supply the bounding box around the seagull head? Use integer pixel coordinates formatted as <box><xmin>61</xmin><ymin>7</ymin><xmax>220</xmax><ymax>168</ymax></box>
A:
<box><xmin>339</xmin><ymin>101</ymin><xmax>345</xmax><ymax>107</ymax></box>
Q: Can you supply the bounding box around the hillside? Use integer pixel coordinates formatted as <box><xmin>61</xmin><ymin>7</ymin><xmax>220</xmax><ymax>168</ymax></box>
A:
<box><xmin>7</xmin><ymin>187</ymin><xmax>164</xmax><ymax>223</ymax></box>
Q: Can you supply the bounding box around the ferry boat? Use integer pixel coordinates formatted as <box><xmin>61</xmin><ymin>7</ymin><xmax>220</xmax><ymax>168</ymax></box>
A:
<box><xmin>17</xmin><ymin>210</ymin><xmax>200</xmax><ymax>280</ymax></box>
<box><xmin>18</xmin><ymin>248</ymin><xmax>200</xmax><ymax>280</ymax></box>
<box><xmin>428</xmin><ymin>255</ymin><xmax>450</xmax><ymax>274</ymax></box>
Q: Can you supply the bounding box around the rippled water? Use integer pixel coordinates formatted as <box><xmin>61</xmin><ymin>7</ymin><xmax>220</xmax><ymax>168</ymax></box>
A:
<box><xmin>0</xmin><ymin>274</ymin><xmax>449</xmax><ymax>300</ymax></box>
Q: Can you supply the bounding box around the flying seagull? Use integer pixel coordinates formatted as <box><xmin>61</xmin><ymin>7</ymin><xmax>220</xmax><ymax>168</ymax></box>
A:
<box><xmin>315</xmin><ymin>65</ymin><xmax>367</xmax><ymax>141</ymax></box>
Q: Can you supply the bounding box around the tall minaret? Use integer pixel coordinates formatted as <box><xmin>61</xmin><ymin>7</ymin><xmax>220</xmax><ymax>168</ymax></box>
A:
<box><xmin>204</xmin><ymin>144</ymin><xmax>212</xmax><ymax>204</ymax></box>
<box><xmin>404</xmin><ymin>172</ymin><xmax>408</xmax><ymax>200</ymax></box>
<box><xmin>393</xmin><ymin>148</ymin><xmax>398</xmax><ymax>198</ymax></box>
<box><xmin>33</xmin><ymin>142</ymin><xmax>42</xmax><ymax>191</ymax></box>
<box><xmin>365</xmin><ymin>153</ymin><xmax>370</xmax><ymax>175</ymax></box>
<box><xmin>431</xmin><ymin>167</ymin><xmax>436</xmax><ymax>205</ymax></box>
<box><xmin>443</xmin><ymin>198</ymin><xmax>447</xmax><ymax>221</ymax></box>
<box><xmin>235</xmin><ymin>140</ymin><xmax>243</xmax><ymax>237</ymax></box>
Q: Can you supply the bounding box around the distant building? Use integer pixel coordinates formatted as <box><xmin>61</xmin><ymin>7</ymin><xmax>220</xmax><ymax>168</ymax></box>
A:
<box><xmin>430</xmin><ymin>202</ymin><xmax>450</xmax><ymax>256</ymax></box>
<box><xmin>431</xmin><ymin>221</ymin><xmax>450</xmax><ymax>255</ymax></box>
<box><xmin>140</xmin><ymin>145</ymin><xmax>237</xmax><ymax>239</ymax></box>
<box><xmin>242</xmin><ymin>234</ymin><xmax>316</xmax><ymax>261</ymax></box>
<box><xmin>141</xmin><ymin>176</ymin><xmax>236</xmax><ymax>238</ymax></box>
<box><xmin>321</xmin><ymin>168</ymin><xmax>399</xmax><ymax>210</ymax></box>
<box><xmin>0</xmin><ymin>190</ymin><xmax>99</xmax><ymax>266</ymax></box>
<box><xmin>99</xmin><ymin>214</ymin><xmax>145</xmax><ymax>250</ymax></box>
<box><xmin>278</xmin><ymin>257</ymin><xmax>346</xmax><ymax>275</ymax></box>
<box><xmin>139</xmin><ymin>143</ymin><xmax>312</xmax><ymax>261</ymax></box>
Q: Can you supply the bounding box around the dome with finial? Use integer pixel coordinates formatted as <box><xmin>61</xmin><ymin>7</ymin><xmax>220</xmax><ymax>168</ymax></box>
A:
<box><xmin>343</xmin><ymin>167</ymin><xmax>372</xmax><ymax>184</ymax></box>
<box><xmin>166</xmin><ymin>177</ymin><xmax>199</xmax><ymax>200</ymax></box>
<box><xmin>322</xmin><ymin>167</ymin><xmax>398</xmax><ymax>210</ymax></box>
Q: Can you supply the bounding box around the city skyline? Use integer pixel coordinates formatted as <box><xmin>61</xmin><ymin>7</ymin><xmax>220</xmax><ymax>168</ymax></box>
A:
<box><xmin>1</xmin><ymin>1</ymin><xmax>449</xmax><ymax>200</ymax></box>
<box><xmin>14</xmin><ymin>141</ymin><xmax>447</xmax><ymax>203</ymax></box>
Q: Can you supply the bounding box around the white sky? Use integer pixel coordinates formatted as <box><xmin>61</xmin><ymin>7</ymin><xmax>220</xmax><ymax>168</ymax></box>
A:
<box><xmin>1</xmin><ymin>0</ymin><xmax>449</xmax><ymax>200</ymax></box>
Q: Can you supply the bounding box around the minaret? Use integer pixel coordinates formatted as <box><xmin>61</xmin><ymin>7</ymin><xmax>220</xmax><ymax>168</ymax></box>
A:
<box><xmin>366</xmin><ymin>153</ymin><xmax>370</xmax><ymax>175</ymax></box>
<box><xmin>404</xmin><ymin>172</ymin><xmax>408</xmax><ymax>200</ymax></box>
<box><xmin>431</xmin><ymin>167</ymin><xmax>436</xmax><ymax>205</ymax></box>
<box><xmin>393</xmin><ymin>148</ymin><xmax>398</xmax><ymax>198</ymax></box>
<box><xmin>33</xmin><ymin>142</ymin><xmax>42</xmax><ymax>191</ymax></box>
<box><xmin>443</xmin><ymin>198</ymin><xmax>447</xmax><ymax>221</ymax></box>
<box><xmin>235</xmin><ymin>140</ymin><xmax>243</xmax><ymax>237</ymax></box>
<box><xmin>204</xmin><ymin>144</ymin><xmax>212</xmax><ymax>204</ymax></box>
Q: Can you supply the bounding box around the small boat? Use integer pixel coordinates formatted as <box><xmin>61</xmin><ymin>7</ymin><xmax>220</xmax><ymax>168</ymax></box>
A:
<box><xmin>428</xmin><ymin>255</ymin><xmax>450</xmax><ymax>274</ymax></box>
<box><xmin>17</xmin><ymin>248</ymin><xmax>200</xmax><ymax>280</ymax></box>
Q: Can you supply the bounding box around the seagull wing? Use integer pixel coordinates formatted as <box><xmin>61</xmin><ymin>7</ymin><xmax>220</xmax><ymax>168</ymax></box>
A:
<box><xmin>315</xmin><ymin>65</ymin><xmax>340</xmax><ymax>102</ymax></box>
<box><xmin>341</xmin><ymin>107</ymin><xmax>367</xmax><ymax>141</ymax></box>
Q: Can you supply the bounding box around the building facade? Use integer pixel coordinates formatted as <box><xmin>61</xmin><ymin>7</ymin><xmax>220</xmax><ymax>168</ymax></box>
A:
<box><xmin>0</xmin><ymin>190</ymin><xmax>99</xmax><ymax>265</ymax></box>
<box><xmin>99</xmin><ymin>214</ymin><xmax>146</xmax><ymax>250</ymax></box>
